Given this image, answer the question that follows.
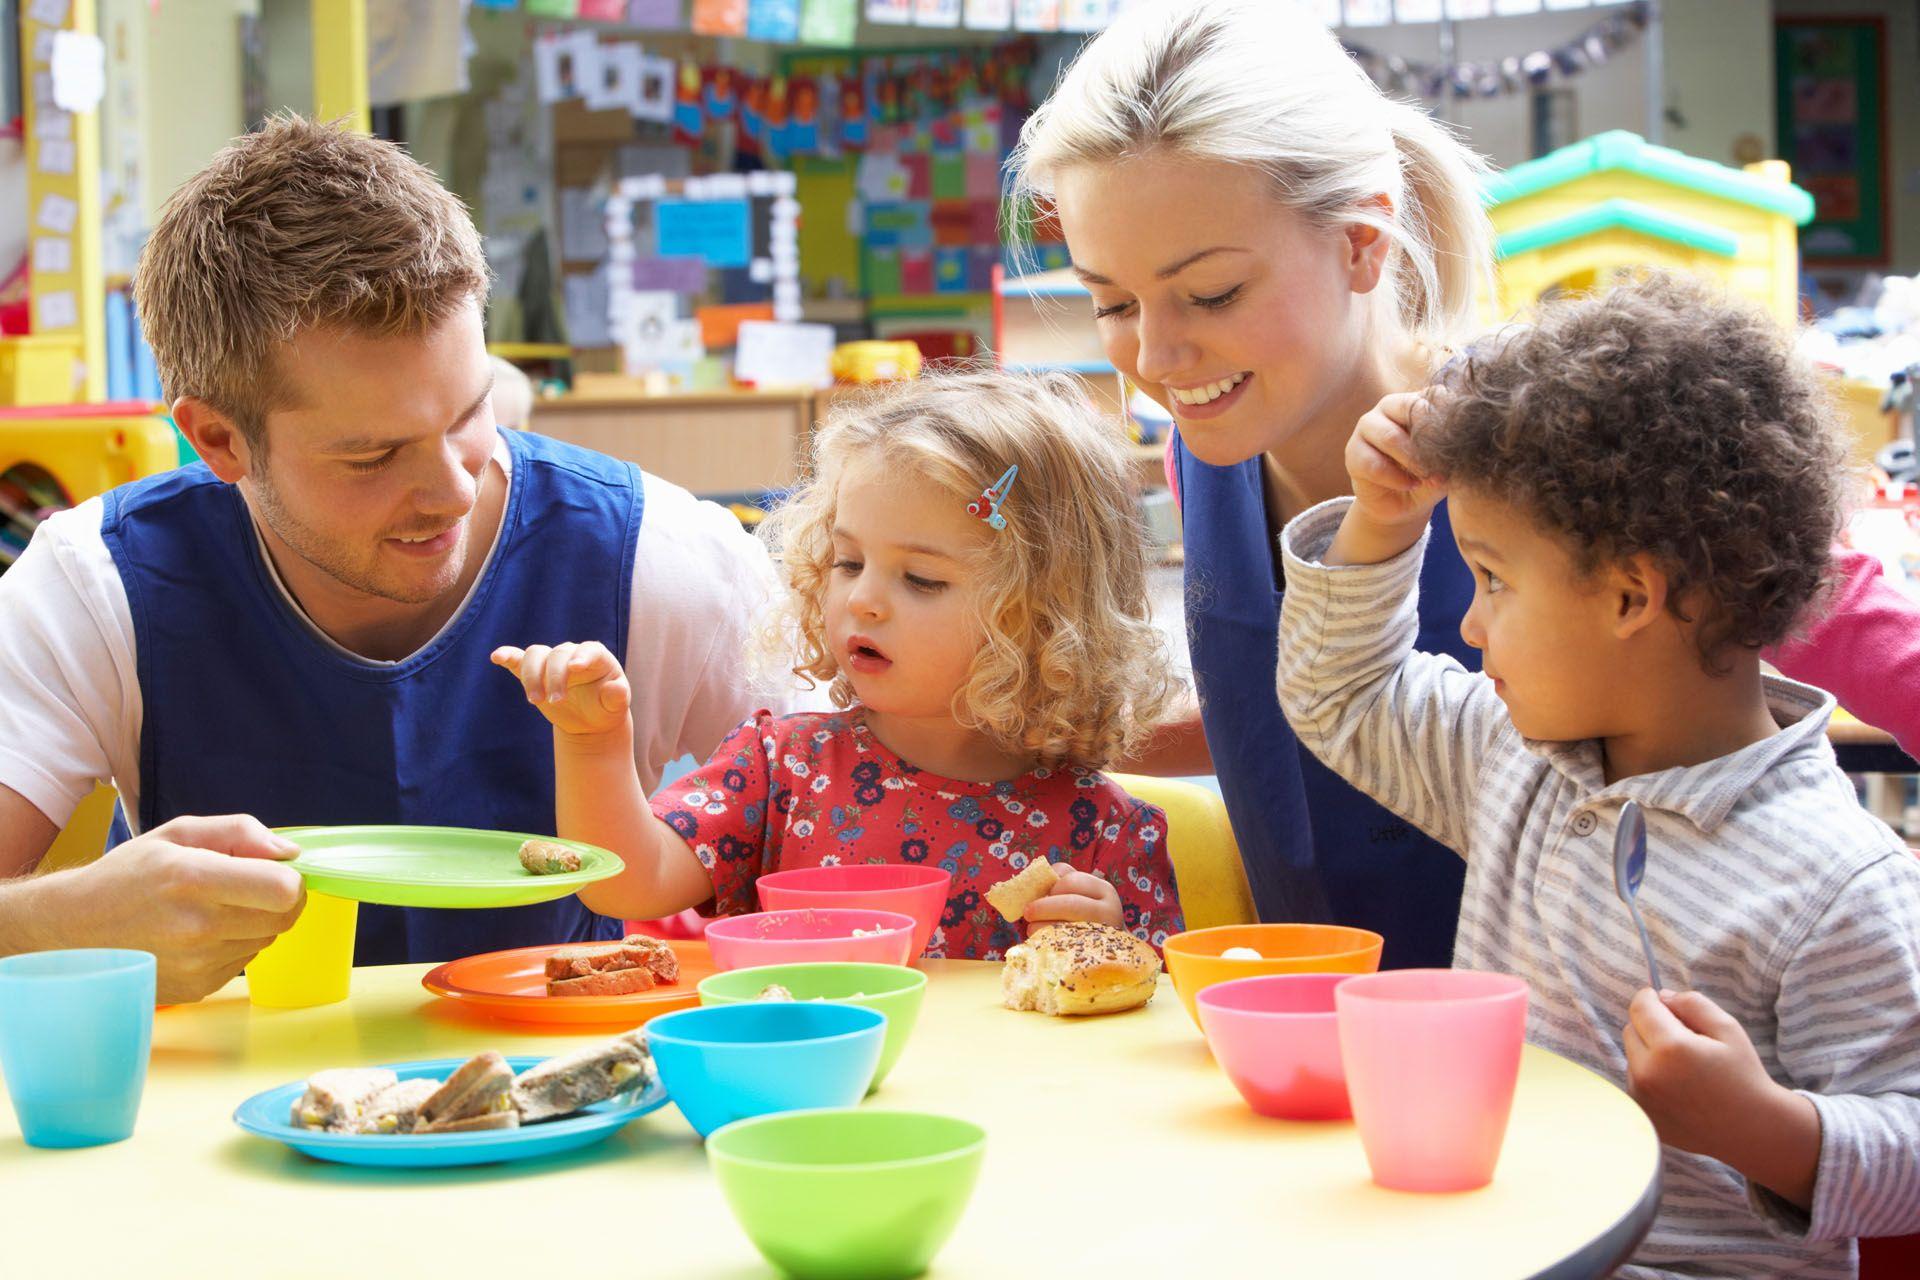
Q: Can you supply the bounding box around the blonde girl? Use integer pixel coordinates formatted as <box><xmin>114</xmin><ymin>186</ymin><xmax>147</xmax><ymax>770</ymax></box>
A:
<box><xmin>495</xmin><ymin>370</ymin><xmax>1184</xmax><ymax>959</ymax></box>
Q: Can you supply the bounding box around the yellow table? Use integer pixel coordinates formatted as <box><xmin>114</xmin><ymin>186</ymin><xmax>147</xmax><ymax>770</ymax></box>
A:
<box><xmin>2</xmin><ymin>962</ymin><xmax>1660</xmax><ymax>1278</ymax></box>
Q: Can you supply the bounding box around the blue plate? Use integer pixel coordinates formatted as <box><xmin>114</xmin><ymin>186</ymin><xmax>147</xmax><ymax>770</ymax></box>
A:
<box><xmin>233</xmin><ymin>1055</ymin><xmax>670</xmax><ymax>1168</ymax></box>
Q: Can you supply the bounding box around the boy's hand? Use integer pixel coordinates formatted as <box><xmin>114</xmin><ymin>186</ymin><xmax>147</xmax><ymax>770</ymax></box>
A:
<box><xmin>492</xmin><ymin>642</ymin><xmax>631</xmax><ymax>739</ymax></box>
<box><xmin>1623</xmin><ymin>988</ymin><xmax>1821</xmax><ymax>1208</ymax></box>
<box><xmin>1328</xmin><ymin>391</ymin><xmax>1446</xmax><ymax>567</ymax></box>
<box><xmin>1023</xmin><ymin>868</ymin><xmax>1125</xmax><ymax>931</ymax></box>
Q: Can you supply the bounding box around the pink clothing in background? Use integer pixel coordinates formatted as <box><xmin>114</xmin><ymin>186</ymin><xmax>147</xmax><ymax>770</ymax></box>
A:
<box><xmin>1769</xmin><ymin>547</ymin><xmax>1920</xmax><ymax>761</ymax></box>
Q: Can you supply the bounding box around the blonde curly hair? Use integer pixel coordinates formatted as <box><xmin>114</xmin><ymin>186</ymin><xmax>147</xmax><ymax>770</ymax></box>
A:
<box><xmin>759</xmin><ymin>369</ymin><xmax>1176</xmax><ymax>770</ymax></box>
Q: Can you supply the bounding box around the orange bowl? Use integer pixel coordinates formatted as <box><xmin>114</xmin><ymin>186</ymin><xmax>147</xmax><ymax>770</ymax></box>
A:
<box><xmin>1162</xmin><ymin>923</ymin><xmax>1383</xmax><ymax>1030</ymax></box>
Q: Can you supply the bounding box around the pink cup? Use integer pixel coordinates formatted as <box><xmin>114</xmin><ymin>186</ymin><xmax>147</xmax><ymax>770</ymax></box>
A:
<box><xmin>755</xmin><ymin>865</ymin><xmax>954</xmax><ymax>964</ymax></box>
<box><xmin>1196</xmin><ymin>973</ymin><xmax>1354</xmax><ymax>1120</ymax></box>
<box><xmin>1335</xmin><ymin>969</ymin><xmax>1530</xmax><ymax>1192</ymax></box>
<box><xmin>704</xmin><ymin>908</ymin><xmax>917</xmax><ymax>972</ymax></box>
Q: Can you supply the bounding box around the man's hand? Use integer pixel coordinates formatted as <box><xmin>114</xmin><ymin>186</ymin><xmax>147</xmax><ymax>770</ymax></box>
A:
<box><xmin>1023</xmin><ymin>867</ymin><xmax>1125</xmax><ymax>931</ymax></box>
<box><xmin>1623</xmin><ymin>987</ymin><xmax>1822</xmax><ymax>1210</ymax></box>
<box><xmin>37</xmin><ymin>815</ymin><xmax>306</xmax><ymax>1004</ymax></box>
<box><xmin>493</xmin><ymin>642</ymin><xmax>631</xmax><ymax>739</ymax></box>
<box><xmin>1327</xmin><ymin>391</ymin><xmax>1447</xmax><ymax>567</ymax></box>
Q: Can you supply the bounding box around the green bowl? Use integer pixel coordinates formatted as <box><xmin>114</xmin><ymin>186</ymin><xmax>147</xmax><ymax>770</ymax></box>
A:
<box><xmin>707</xmin><ymin>1108</ymin><xmax>986</xmax><ymax>1280</ymax></box>
<box><xmin>697</xmin><ymin>962</ymin><xmax>926</xmax><ymax>1092</ymax></box>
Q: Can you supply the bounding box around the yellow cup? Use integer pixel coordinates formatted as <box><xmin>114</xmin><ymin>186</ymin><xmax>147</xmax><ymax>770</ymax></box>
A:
<box><xmin>244</xmin><ymin>891</ymin><xmax>358</xmax><ymax>1008</ymax></box>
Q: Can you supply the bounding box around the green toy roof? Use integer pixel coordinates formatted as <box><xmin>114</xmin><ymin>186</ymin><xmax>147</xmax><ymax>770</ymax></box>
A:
<box><xmin>1483</xmin><ymin>130</ymin><xmax>1814</xmax><ymax>225</ymax></box>
<box><xmin>1494</xmin><ymin>198</ymin><xmax>1741</xmax><ymax>260</ymax></box>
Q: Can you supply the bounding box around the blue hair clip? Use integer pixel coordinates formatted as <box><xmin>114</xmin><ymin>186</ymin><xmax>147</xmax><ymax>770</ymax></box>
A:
<box><xmin>966</xmin><ymin>465</ymin><xmax>1019</xmax><ymax>532</ymax></box>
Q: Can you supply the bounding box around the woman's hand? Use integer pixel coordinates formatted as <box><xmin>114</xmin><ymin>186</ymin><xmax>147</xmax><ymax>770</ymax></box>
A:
<box><xmin>492</xmin><ymin>642</ymin><xmax>631</xmax><ymax>739</ymax></box>
<box><xmin>1328</xmin><ymin>391</ymin><xmax>1446</xmax><ymax>567</ymax></box>
<box><xmin>1023</xmin><ymin>867</ymin><xmax>1125</xmax><ymax>931</ymax></box>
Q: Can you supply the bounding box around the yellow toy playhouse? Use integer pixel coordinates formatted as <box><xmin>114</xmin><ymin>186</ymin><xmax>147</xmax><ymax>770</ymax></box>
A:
<box><xmin>1483</xmin><ymin>130</ymin><xmax>1815</xmax><ymax>327</ymax></box>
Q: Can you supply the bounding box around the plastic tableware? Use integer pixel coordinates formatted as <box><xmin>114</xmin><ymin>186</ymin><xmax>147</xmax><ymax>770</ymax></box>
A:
<box><xmin>1196</xmin><ymin>973</ymin><xmax>1354</xmax><ymax>1120</ymax></box>
<box><xmin>1612</xmin><ymin>800</ymin><xmax>1663</xmax><ymax>992</ymax></box>
<box><xmin>707</xmin><ymin>1108</ymin><xmax>986</xmax><ymax>1280</ymax></box>
<box><xmin>245</xmin><ymin>891</ymin><xmax>359</xmax><ymax>1008</ymax></box>
<box><xmin>703</xmin><ymin>909</ymin><xmax>916</xmax><ymax>972</ymax></box>
<box><xmin>277</xmin><ymin>825</ymin><xmax>620</xmax><ymax>909</ymax></box>
<box><xmin>231</xmin><ymin>1055</ymin><xmax>671</xmax><ymax>1168</ymax></box>
<box><xmin>644</xmin><ymin>1002</ymin><xmax>885</xmax><ymax>1138</ymax></box>
<box><xmin>755</xmin><ymin>865</ymin><xmax>953</xmax><ymax>963</ymax></box>
<box><xmin>1162</xmin><ymin>923</ymin><xmax>1383</xmax><ymax>1029</ymax></box>
<box><xmin>697</xmin><ymin>961</ymin><xmax>927</xmax><ymax>1090</ymax></box>
<box><xmin>1335</xmin><ymin>968</ymin><xmax>1530</xmax><ymax>1192</ymax></box>
<box><xmin>0</xmin><ymin>949</ymin><xmax>156</xmax><ymax>1148</ymax></box>
<box><xmin>421</xmin><ymin>940</ymin><xmax>717</xmax><ymax>1026</ymax></box>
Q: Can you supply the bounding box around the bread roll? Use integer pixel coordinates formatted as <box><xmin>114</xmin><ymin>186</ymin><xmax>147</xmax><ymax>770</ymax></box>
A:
<box><xmin>985</xmin><ymin>858</ymin><xmax>1062</xmax><ymax>922</ymax></box>
<box><xmin>1001</xmin><ymin>921</ymin><xmax>1160</xmax><ymax>1016</ymax></box>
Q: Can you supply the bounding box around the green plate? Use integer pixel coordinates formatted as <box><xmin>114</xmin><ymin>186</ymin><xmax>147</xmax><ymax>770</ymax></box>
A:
<box><xmin>278</xmin><ymin>826</ymin><xmax>621</xmax><ymax>909</ymax></box>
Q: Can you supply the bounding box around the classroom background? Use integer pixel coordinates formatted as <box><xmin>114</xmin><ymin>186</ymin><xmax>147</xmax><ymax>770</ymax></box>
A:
<box><xmin>4</xmin><ymin>0</ymin><xmax>1920</xmax><ymax>835</ymax></box>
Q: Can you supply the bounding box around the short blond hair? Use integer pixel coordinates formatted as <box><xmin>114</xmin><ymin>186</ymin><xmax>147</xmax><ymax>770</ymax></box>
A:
<box><xmin>490</xmin><ymin>356</ymin><xmax>535</xmax><ymax>430</ymax></box>
<box><xmin>132</xmin><ymin>114</ymin><xmax>489</xmax><ymax>439</ymax></box>
<box><xmin>760</xmin><ymin>370</ymin><xmax>1176</xmax><ymax>770</ymax></box>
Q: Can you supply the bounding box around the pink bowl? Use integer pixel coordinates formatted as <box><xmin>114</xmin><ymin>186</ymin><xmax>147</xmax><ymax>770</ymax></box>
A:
<box><xmin>704</xmin><ymin>909</ymin><xmax>918</xmax><ymax>972</ymax></box>
<box><xmin>1196</xmin><ymin>974</ymin><xmax>1354</xmax><ymax>1120</ymax></box>
<box><xmin>756</xmin><ymin>866</ymin><xmax>953</xmax><ymax>963</ymax></box>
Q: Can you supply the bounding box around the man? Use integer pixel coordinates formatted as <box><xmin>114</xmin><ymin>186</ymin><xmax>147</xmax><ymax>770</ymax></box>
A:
<box><xmin>0</xmin><ymin>117</ymin><xmax>782</xmax><ymax>1002</ymax></box>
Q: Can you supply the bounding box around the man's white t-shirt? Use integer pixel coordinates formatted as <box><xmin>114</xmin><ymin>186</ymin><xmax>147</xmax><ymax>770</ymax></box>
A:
<box><xmin>0</xmin><ymin>437</ymin><xmax>795</xmax><ymax>839</ymax></box>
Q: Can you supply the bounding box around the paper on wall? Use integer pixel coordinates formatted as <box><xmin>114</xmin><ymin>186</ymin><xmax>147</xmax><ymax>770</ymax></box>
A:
<box><xmin>26</xmin><ymin>0</ymin><xmax>71</xmax><ymax>27</ymax></box>
<box><xmin>36</xmin><ymin>290</ymin><xmax>77</xmax><ymax>330</ymax></box>
<box><xmin>564</xmin><ymin>269</ymin><xmax>613</xmax><ymax>347</ymax></box>
<box><xmin>32</xmin><ymin>237</ymin><xmax>72</xmax><ymax>273</ymax></box>
<box><xmin>559</xmin><ymin>187</ymin><xmax>610</xmax><ymax>262</ymax></box>
<box><xmin>33</xmin><ymin>108</ymin><xmax>73</xmax><ymax>141</ymax></box>
<box><xmin>734</xmin><ymin>321</ymin><xmax>835</xmax><ymax>389</ymax></box>
<box><xmin>35</xmin><ymin>138</ymin><xmax>75</xmax><ymax>175</ymax></box>
<box><xmin>586</xmin><ymin>40</ymin><xmax>642</xmax><ymax>113</ymax></box>
<box><xmin>50</xmin><ymin>31</ymin><xmax>105</xmax><ymax>113</ymax></box>
<box><xmin>632</xmin><ymin>54</ymin><xmax>677</xmax><ymax>124</ymax></box>
<box><xmin>36</xmin><ymin>193</ymin><xmax>78</xmax><ymax>234</ymax></box>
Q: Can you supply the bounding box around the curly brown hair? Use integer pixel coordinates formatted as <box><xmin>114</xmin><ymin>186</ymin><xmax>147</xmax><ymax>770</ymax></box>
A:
<box><xmin>1415</xmin><ymin>272</ymin><xmax>1849</xmax><ymax>672</ymax></box>
<box><xmin>757</xmin><ymin>369</ymin><xmax>1176</xmax><ymax>769</ymax></box>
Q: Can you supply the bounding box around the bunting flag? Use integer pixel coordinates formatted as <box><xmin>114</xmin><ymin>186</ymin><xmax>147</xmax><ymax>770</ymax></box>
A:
<box><xmin>1344</xmin><ymin>1</ymin><xmax>1649</xmax><ymax>100</ymax></box>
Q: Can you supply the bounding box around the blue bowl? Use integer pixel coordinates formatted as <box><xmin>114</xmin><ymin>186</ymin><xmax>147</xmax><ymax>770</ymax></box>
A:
<box><xmin>646</xmin><ymin>1002</ymin><xmax>886</xmax><ymax>1139</ymax></box>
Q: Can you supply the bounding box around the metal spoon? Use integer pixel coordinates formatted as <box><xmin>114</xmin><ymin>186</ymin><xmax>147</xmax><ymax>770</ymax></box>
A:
<box><xmin>1611</xmin><ymin>799</ymin><xmax>1662</xmax><ymax>992</ymax></box>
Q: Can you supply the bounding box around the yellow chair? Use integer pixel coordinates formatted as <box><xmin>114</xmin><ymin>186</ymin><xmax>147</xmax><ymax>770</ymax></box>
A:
<box><xmin>40</xmin><ymin>784</ymin><xmax>119</xmax><ymax>873</ymax></box>
<box><xmin>1109</xmin><ymin>773</ymin><xmax>1255</xmax><ymax>930</ymax></box>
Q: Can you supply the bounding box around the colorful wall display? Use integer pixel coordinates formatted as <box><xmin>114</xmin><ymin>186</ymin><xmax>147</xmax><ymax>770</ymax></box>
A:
<box><xmin>1775</xmin><ymin>16</ymin><xmax>1888</xmax><ymax>264</ymax></box>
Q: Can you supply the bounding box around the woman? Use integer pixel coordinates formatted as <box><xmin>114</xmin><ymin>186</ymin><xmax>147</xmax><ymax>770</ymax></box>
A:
<box><xmin>1014</xmin><ymin>0</ymin><xmax>1920</xmax><ymax>972</ymax></box>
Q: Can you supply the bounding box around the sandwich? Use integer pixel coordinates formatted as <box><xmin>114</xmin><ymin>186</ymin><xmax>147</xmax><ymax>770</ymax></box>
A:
<box><xmin>984</xmin><ymin>858</ymin><xmax>1062</xmax><ymax>923</ymax></box>
<box><xmin>1002</xmin><ymin>921</ymin><xmax>1161</xmax><ymax>1017</ymax></box>
<box><xmin>290</xmin><ymin>1067</ymin><xmax>398</xmax><ymax>1131</ymax></box>
<box><xmin>413</xmin><ymin>1050</ymin><xmax>519</xmax><ymax>1134</ymax></box>
<box><xmin>346</xmin><ymin>1078</ymin><xmax>440</xmax><ymax>1135</ymax></box>
<box><xmin>545</xmin><ymin>935</ymin><xmax>680</xmax><ymax>997</ymax></box>
<box><xmin>511</xmin><ymin>1030</ymin><xmax>654</xmax><ymax>1123</ymax></box>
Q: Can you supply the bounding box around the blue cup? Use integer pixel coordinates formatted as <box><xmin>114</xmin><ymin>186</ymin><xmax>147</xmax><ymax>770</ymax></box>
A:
<box><xmin>646</xmin><ymin>1002</ymin><xmax>886</xmax><ymax>1139</ymax></box>
<box><xmin>0</xmin><ymin>949</ymin><xmax>157</xmax><ymax>1148</ymax></box>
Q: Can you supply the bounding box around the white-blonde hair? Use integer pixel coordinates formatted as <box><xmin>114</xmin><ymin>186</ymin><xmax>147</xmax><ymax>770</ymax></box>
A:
<box><xmin>757</xmin><ymin>369</ymin><xmax>1176</xmax><ymax>770</ymax></box>
<box><xmin>1010</xmin><ymin>0</ymin><xmax>1494</xmax><ymax>351</ymax></box>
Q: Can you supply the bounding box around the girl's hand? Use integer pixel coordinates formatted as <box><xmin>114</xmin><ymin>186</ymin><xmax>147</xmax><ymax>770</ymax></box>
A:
<box><xmin>1623</xmin><ymin>988</ymin><xmax>1820</xmax><ymax>1208</ymax></box>
<box><xmin>1328</xmin><ymin>391</ymin><xmax>1446</xmax><ymax>566</ymax></box>
<box><xmin>1023</xmin><ymin>868</ymin><xmax>1125</xmax><ymax>931</ymax></box>
<box><xmin>491</xmin><ymin>642</ymin><xmax>632</xmax><ymax>739</ymax></box>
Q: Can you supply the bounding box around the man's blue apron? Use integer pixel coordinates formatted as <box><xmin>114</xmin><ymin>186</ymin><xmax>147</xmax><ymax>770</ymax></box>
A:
<box><xmin>1172</xmin><ymin>430</ymin><xmax>1476</xmax><ymax>968</ymax></box>
<box><xmin>101</xmin><ymin>427</ymin><xmax>640</xmax><ymax>965</ymax></box>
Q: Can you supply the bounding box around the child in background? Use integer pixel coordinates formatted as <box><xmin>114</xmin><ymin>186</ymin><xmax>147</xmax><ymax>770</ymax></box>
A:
<box><xmin>489</xmin><ymin>356</ymin><xmax>535</xmax><ymax>431</ymax></box>
<box><xmin>1276</xmin><ymin>274</ymin><xmax>1920</xmax><ymax>1279</ymax></box>
<box><xmin>496</xmin><ymin>371</ymin><xmax>1184</xmax><ymax>959</ymax></box>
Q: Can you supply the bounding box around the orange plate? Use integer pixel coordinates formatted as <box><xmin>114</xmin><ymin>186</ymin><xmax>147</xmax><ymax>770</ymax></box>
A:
<box><xmin>421</xmin><ymin>941</ymin><xmax>716</xmax><ymax>1026</ymax></box>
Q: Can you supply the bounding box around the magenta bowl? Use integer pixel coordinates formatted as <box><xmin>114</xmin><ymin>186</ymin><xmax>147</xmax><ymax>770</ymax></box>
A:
<box><xmin>704</xmin><ymin>908</ymin><xmax>918</xmax><ymax>972</ymax></box>
<box><xmin>756</xmin><ymin>866</ymin><xmax>953</xmax><ymax>963</ymax></box>
<box><xmin>1196</xmin><ymin>973</ymin><xmax>1354</xmax><ymax>1121</ymax></box>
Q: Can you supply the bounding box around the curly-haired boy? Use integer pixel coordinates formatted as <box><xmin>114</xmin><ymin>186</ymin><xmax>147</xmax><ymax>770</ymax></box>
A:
<box><xmin>1277</xmin><ymin>273</ymin><xmax>1920</xmax><ymax>1278</ymax></box>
